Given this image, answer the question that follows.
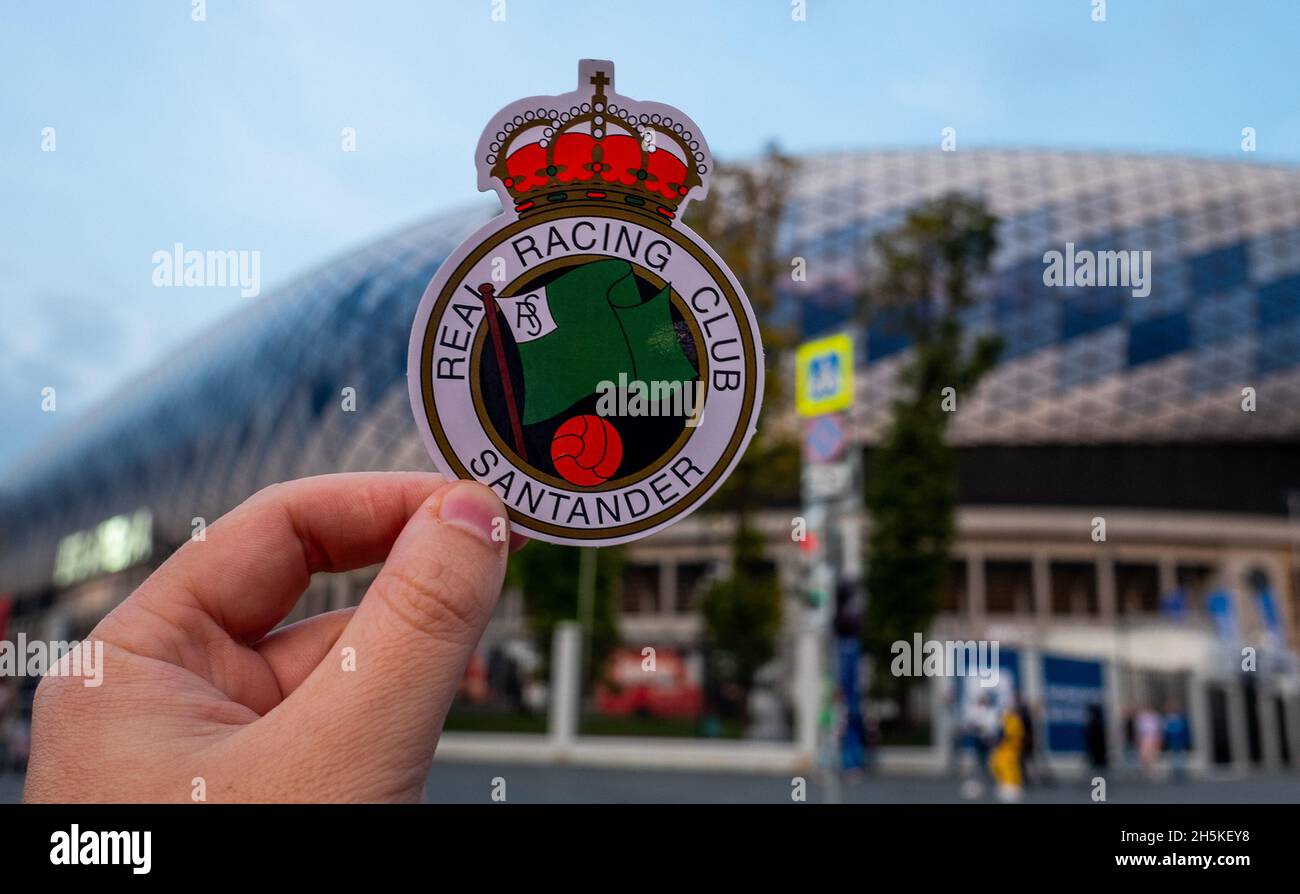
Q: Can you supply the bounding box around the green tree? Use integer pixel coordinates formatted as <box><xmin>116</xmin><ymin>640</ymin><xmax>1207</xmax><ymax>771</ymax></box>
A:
<box><xmin>699</xmin><ymin>523</ymin><xmax>782</xmax><ymax>723</ymax></box>
<box><xmin>858</xmin><ymin>194</ymin><xmax>1002</xmax><ymax>724</ymax></box>
<box><xmin>686</xmin><ymin>145</ymin><xmax>799</xmax><ymax>722</ymax></box>
<box><xmin>507</xmin><ymin>542</ymin><xmax>622</xmax><ymax>684</ymax></box>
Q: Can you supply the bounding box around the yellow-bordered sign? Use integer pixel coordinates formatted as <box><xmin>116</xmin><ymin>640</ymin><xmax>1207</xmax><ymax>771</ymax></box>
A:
<box><xmin>795</xmin><ymin>332</ymin><xmax>853</xmax><ymax>417</ymax></box>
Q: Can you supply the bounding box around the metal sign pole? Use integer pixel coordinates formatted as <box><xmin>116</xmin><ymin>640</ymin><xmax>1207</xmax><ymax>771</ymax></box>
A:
<box><xmin>795</xmin><ymin>331</ymin><xmax>859</xmax><ymax>803</ymax></box>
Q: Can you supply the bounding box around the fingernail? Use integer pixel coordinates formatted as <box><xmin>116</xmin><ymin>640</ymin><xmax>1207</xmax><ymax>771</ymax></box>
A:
<box><xmin>438</xmin><ymin>482</ymin><xmax>504</xmax><ymax>546</ymax></box>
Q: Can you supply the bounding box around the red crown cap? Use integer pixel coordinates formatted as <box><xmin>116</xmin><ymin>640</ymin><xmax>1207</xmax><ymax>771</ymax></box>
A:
<box><xmin>475</xmin><ymin>60</ymin><xmax>712</xmax><ymax>221</ymax></box>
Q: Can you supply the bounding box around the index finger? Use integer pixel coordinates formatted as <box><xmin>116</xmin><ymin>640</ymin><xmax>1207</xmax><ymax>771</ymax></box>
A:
<box><xmin>133</xmin><ymin>472</ymin><xmax>454</xmax><ymax>644</ymax></box>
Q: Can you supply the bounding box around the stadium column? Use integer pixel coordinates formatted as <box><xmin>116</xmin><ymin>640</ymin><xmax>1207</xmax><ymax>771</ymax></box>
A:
<box><xmin>1186</xmin><ymin>667</ymin><xmax>1212</xmax><ymax>774</ymax></box>
<box><xmin>1020</xmin><ymin>643</ymin><xmax>1044</xmax><ymax>719</ymax></box>
<box><xmin>1225</xmin><ymin>679</ymin><xmax>1251</xmax><ymax>773</ymax></box>
<box><xmin>1100</xmin><ymin>552</ymin><xmax>1131</xmax><ymax>772</ymax></box>
<box><xmin>1103</xmin><ymin>658</ymin><xmax>1125</xmax><ymax>769</ymax></box>
<box><xmin>1255</xmin><ymin>554</ymin><xmax>1292</xmax><ymax>771</ymax></box>
<box><xmin>548</xmin><ymin>622</ymin><xmax>581</xmax><ymax>754</ymax></box>
<box><xmin>1031</xmin><ymin>551</ymin><xmax>1051</xmax><ymax>628</ymax></box>
<box><xmin>1157</xmin><ymin>556</ymin><xmax>1177</xmax><ymax>599</ymax></box>
<box><xmin>1096</xmin><ymin>553</ymin><xmax>1117</xmax><ymax>624</ymax></box>
<box><xmin>1259</xmin><ymin>680</ymin><xmax>1283</xmax><ymax>771</ymax></box>
<box><xmin>967</xmin><ymin>550</ymin><xmax>987</xmax><ymax>631</ymax></box>
<box><xmin>657</xmin><ymin>559</ymin><xmax>676</xmax><ymax>618</ymax></box>
<box><xmin>794</xmin><ymin>624</ymin><xmax>821</xmax><ymax>765</ymax></box>
<box><xmin>932</xmin><ymin>670</ymin><xmax>954</xmax><ymax>771</ymax></box>
<box><xmin>329</xmin><ymin>575</ymin><xmax>352</xmax><ymax>611</ymax></box>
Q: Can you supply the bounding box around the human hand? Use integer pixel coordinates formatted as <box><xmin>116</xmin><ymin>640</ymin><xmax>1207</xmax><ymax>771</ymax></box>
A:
<box><xmin>24</xmin><ymin>472</ymin><xmax>520</xmax><ymax>803</ymax></box>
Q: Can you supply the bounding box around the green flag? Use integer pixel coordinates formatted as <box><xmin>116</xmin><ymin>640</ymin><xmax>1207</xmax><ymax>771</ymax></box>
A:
<box><xmin>514</xmin><ymin>258</ymin><xmax>697</xmax><ymax>425</ymax></box>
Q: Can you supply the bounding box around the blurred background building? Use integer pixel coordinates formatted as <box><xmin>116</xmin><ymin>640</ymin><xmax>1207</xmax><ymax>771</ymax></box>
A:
<box><xmin>2</xmin><ymin>149</ymin><xmax>1299</xmax><ymax>778</ymax></box>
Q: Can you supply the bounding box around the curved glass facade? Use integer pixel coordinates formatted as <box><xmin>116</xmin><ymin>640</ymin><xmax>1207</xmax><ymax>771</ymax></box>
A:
<box><xmin>784</xmin><ymin>151</ymin><xmax>1300</xmax><ymax>446</ymax></box>
<box><xmin>3</xmin><ymin>150</ymin><xmax>1300</xmax><ymax>595</ymax></box>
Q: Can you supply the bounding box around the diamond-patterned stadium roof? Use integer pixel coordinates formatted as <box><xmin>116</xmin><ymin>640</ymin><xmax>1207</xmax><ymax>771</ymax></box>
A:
<box><xmin>785</xmin><ymin>151</ymin><xmax>1300</xmax><ymax>446</ymax></box>
<box><xmin>2</xmin><ymin>150</ymin><xmax>1298</xmax><ymax>594</ymax></box>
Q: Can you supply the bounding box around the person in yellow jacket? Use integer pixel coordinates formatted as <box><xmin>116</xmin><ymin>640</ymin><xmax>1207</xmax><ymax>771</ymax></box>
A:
<box><xmin>989</xmin><ymin>699</ymin><xmax>1025</xmax><ymax>802</ymax></box>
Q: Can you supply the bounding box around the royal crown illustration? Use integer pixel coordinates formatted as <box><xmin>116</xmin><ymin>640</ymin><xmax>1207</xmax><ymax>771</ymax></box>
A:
<box><xmin>476</xmin><ymin>60</ymin><xmax>711</xmax><ymax>221</ymax></box>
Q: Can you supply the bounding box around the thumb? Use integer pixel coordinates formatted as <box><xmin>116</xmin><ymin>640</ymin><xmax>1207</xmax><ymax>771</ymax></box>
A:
<box><xmin>267</xmin><ymin>479</ymin><xmax>509</xmax><ymax>798</ymax></box>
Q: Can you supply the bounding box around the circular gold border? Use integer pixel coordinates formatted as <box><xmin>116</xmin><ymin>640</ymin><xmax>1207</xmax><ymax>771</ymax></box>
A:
<box><xmin>468</xmin><ymin>253</ymin><xmax>710</xmax><ymax>492</ymax></box>
<box><xmin>420</xmin><ymin>205</ymin><xmax>758</xmax><ymax>540</ymax></box>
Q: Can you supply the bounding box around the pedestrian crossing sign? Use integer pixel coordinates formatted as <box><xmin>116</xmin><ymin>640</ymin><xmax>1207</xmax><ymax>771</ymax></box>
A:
<box><xmin>795</xmin><ymin>332</ymin><xmax>854</xmax><ymax>417</ymax></box>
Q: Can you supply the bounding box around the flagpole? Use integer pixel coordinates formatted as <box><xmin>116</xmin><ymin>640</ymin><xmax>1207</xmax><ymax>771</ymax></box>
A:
<box><xmin>475</xmin><ymin>283</ymin><xmax>529</xmax><ymax>462</ymax></box>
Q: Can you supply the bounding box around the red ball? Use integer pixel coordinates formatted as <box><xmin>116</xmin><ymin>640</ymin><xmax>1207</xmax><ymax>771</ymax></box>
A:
<box><xmin>550</xmin><ymin>415</ymin><xmax>623</xmax><ymax>486</ymax></box>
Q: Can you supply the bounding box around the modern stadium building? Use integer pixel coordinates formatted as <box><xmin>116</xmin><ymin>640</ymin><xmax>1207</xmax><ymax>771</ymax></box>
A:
<box><xmin>2</xmin><ymin>149</ymin><xmax>1299</xmax><ymax>775</ymax></box>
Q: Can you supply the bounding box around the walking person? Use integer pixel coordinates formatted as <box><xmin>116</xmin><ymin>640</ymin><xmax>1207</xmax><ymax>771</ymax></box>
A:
<box><xmin>990</xmin><ymin>696</ymin><xmax>1026</xmax><ymax>802</ymax></box>
<box><xmin>1015</xmin><ymin>695</ymin><xmax>1036</xmax><ymax>787</ymax></box>
<box><xmin>960</xmin><ymin>690</ymin><xmax>1000</xmax><ymax>799</ymax></box>
<box><xmin>1162</xmin><ymin>700</ymin><xmax>1191</xmax><ymax>782</ymax></box>
<box><xmin>1135</xmin><ymin>706</ymin><xmax>1164</xmax><ymax>779</ymax></box>
<box><xmin>1085</xmin><ymin>704</ymin><xmax>1108</xmax><ymax>771</ymax></box>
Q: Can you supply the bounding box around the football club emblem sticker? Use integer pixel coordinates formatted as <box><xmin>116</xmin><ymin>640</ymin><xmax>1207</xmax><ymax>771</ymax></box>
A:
<box><xmin>408</xmin><ymin>60</ymin><xmax>764</xmax><ymax>546</ymax></box>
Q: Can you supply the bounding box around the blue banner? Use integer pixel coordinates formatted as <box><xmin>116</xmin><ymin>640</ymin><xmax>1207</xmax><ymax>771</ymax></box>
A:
<box><xmin>1042</xmin><ymin>655</ymin><xmax>1105</xmax><ymax>753</ymax></box>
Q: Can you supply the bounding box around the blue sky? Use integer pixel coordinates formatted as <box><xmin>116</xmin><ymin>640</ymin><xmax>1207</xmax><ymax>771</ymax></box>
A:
<box><xmin>2</xmin><ymin>0</ymin><xmax>1298</xmax><ymax>472</ymax></box>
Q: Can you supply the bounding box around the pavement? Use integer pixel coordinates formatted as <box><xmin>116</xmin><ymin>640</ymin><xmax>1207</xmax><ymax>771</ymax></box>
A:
<box><xmin>419</xmin><ymin>763</ymin><xmax>1300</xmax><ymax>804</ymax></box>
<box><xmin>4</xmin><ymin>764</ymin><xmax>1300</xmax><ymax>804</ymax></box>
